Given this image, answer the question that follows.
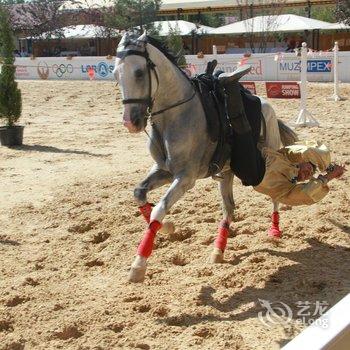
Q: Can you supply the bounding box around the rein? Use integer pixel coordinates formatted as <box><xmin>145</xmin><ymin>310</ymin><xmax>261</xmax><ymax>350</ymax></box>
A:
<box><xmin>117</xmin><ymin>44</ymin><xmax>196</xmax><ymax>119</ymax></box>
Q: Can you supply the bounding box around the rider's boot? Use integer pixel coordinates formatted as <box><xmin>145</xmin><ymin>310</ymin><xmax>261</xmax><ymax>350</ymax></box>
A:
<box><xmin>222</xmin><ymin>80</ymin><xmax>265</xmax><ymax>186</ymax></box>
<box><xmin>223</xmin><ymin>81</ymin><xmax>252</xmax><ymax>134</ymax></box>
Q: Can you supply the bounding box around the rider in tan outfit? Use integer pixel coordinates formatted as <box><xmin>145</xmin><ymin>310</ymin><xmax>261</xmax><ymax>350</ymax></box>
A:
<box><xmin>254</xmin><ymin>140</ymin><xmax>346</xmax><ymax>206</ymax></box>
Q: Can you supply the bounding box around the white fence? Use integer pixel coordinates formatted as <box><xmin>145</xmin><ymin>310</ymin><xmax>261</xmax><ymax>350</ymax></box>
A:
<box><xmin>186</xmin><ymin>51</ymin><xmax>350</xmax><ymax>83</ymax></box>
<box><xmin>13</xmin><ymin>51</ymin><xmax>350</xmax><ymax>82</ymax></box>
<box><xmin>15</xmin><ymin>56</ymin><xmax>116</xmax><ymax>81</ymax></box>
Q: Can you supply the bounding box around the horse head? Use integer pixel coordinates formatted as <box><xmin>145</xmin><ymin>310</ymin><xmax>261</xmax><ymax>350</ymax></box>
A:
<box><xmin>114</xmin><ymin>32</ymin><xmax>155</xmax><ymax>133</ymax></box>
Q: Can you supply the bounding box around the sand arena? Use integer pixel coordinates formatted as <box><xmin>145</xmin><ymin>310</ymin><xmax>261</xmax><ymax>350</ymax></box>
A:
<box><xmin>1</xmin><ymin>81</ymin><xmax>349</xmax><ymax>350</ymax></box>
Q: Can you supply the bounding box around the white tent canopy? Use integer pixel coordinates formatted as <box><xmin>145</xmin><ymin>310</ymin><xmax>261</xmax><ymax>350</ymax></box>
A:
<box><xmin>32</xmin><ymin>25</ymin><xmax>118</xmax><ymax>39</ymax></box>
<box><xmin>32</xmin><ymin>22</ymin><xmax>210</xmax><ymax>40</ymax></box>
<box><xmin>210</xmin><ymin>14</ymin><xmax>334</xmax><ymax>34</ymax></box>
<box><xmin>324</xmin><ymin>22</ymin><xmax>350</xmax><ymax>30</ymax></box>
<box><xmin>151</xmin><ymin>20</ymin><xmax>213</xmax><ymax>36</ymax></box>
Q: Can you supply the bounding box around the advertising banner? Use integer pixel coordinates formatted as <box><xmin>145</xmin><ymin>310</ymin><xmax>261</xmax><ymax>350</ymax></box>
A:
<box><xmin>13</xmin><ymin>52</ymin><xmax>350</xmax><ymax>82</ymax></box>
<box><xmin>276</xmin><ymin>55</ymin><xmax>334</xmax><ymax>82</ymax></box>
<box><xmin>15</xmin><ymin>57</ymin><xmax>116</xmax><ymax>80</ymax></box>
<box><xmin>266</xmin><ymin>82</ymin><xmax>301</xmax><ymax>99</ymax></box>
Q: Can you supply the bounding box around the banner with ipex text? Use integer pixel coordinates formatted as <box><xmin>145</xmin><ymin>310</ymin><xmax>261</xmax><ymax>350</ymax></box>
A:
<box><xmin>14</xmin><ymin>57</ymin><xmax>116</xmax><ymax>80</ymax></box>
<box><xmin>13</xmin><ymin>52</ymin><xmax>350</xmax><ymax>82</ymax></box>
<box><xmin>185</xmin><ymin>52</ymin><xmax>350</xmax><ymax>83</ymax></box>
<box><xmin>276</xmin><ymin>55</ymin><xmax>334</xmax><ymax>82</ymax></box>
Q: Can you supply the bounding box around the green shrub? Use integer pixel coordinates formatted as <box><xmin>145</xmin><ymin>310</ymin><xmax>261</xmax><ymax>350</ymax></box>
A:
<box><xmin>0</xmin><ymin>6</ymin><xmax>22</xmax><ymax>126</ymax></box>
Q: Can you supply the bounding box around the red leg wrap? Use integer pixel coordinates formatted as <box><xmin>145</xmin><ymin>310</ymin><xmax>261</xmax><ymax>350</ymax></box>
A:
<box><xmin>215</xmin><ymin>220</ymin><xmax>230</xmax><ymax>251</ymax></box>
<box><xmin>137</xmin><ymin>220</ymin><xmax>162</xmax><ymax>258</ymax></box>
<box><xmin>268</xmin><ymin>211</ymin><xmax>282</xmax><ymax>238</ymax></box>
<box><xmin>139</xmin><ymin>203</ymin><xmax>153</xmax><ymax>223</ymax></box>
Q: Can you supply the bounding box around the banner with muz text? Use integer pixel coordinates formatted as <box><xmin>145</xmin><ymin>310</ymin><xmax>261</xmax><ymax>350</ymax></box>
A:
<box><xmin>13</xmin><ymin>52</ymin><xmax>350</xmax><ymax>82</ymax></box>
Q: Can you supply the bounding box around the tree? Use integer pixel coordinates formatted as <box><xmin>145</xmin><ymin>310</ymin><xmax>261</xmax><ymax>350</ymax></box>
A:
<box><xmin>103</xmin><ymin>0</ymin><xmax>161</xmax><ymax>32</ymax></box>
<box><xmin>0</xmin><ymin>5</ymin><xmax>22</xmax><ymax>126</ymax></box>
<box><xmin>166</xmin><ymin>24</ymin><xmax>186</xmax><ymax>66</ymax></box>
<box><xmin>187</xmin><ymin>13</ymin><xmax>225</xmax><ymax>28</ymax></box>
<box><xmin>0</xmin><ymin>1</ymin><xmax>25</xmax><ymax>4</ymax></box>
<box><xmin>335</xmin><ymin>0</ymin><xmax>350</xmax><ymax>25</ymax></box>
<box><xmin>9</xmin><ymin>0</ymin><xmax>65</xmax><ymax>37</ymax></box>
<box><xmin>236</xmin><ymin>0</ymin><xmax>287</xmax><ymax>53</ymax></box>
<box><xmin>287</xmin><ymin>5</ymin><xmax>336</xmax><ymax>22</ymax></box>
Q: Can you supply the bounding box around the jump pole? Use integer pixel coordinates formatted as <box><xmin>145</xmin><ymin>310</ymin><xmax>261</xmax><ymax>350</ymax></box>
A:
<box><xmin>282</xmin><ymin>293</ymin><xmax>350</xmax><ymax>350</ymax></box>
<box><xmin>290</xmin><ymin>42</ymin><xmax>319</xmax><ymax>127</ymax></box>
<box><xmin>327</xmin><ymin>42</ymin><xmax>345</xmax><ymax>102</ymax></box>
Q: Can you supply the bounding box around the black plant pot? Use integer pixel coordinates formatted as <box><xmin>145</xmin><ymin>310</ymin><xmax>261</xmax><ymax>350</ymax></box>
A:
<box><xmin>0</xmin><ymin>125</ymin><xmax>24</xmax><ymax>146</ymax></box>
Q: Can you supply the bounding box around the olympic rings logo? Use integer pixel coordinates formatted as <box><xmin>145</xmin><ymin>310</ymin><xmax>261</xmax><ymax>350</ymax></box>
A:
<box><xmin>52</xmin><ymin>63</ymin><xmax>74</xmax><ymax>78</ymax></box>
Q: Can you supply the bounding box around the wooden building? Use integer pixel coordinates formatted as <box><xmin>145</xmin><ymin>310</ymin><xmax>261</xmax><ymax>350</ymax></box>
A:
<box><xmin>12</xmin><ymin>0</ymin><xmax>349</xmax><ymax>56</ymax></box>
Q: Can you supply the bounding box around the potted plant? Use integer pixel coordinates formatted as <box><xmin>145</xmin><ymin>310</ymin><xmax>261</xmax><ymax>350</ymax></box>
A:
<box><xmin>0</xmin><ymin>5</ymin><xmax>23</xmax><ymax>147</ymax></box>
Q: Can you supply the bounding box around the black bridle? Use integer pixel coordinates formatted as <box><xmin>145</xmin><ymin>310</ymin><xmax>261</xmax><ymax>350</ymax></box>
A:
<box><xmin>116</xmin><ymin>45</ymin><xmax>196</xmax><ymax>118</ymax></box>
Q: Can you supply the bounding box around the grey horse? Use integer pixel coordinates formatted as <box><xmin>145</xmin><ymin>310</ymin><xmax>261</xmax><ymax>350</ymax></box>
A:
<box><xmin>113</xmin><ymin>32</ymin><xmax>297</xmax><ymax>283</ymax></box>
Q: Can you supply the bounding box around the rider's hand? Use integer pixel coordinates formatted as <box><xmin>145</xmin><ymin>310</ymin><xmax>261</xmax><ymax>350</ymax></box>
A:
<box><xmin>326</xmin><ymin>164</ymin><xmax>347</xmax><ymax>181</ymax></box>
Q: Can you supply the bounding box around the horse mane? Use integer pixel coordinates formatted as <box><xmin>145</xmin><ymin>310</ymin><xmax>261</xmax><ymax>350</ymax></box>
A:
<box><xmin>118</xmin><ymin>33</ymin><xmax>190</xmax><ymax>80</ymax></box>
<box><xmin>145</xmin><ymin>35</ymin><xmax>179</xmax><ymax>67</ymax></box>
<box><xmin>145</xmin><ymin>35</ymin><xmax>192</xmax><ymax>83</ymax></box>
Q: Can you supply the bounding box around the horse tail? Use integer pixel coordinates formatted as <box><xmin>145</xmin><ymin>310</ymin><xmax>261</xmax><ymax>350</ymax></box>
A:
<box><xmin>278</xmin><ymin>119</ymin><xmax>298</xmax><ymax>146</ymax></box>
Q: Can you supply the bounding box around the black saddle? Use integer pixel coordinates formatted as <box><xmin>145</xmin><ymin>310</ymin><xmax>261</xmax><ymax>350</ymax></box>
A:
<box><xmin>192</xmin><ymin>61</ymin><xmax>264</xmax><ymax>182</ymax></box>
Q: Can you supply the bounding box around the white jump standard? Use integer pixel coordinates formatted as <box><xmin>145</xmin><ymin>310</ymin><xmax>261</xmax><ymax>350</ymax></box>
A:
<box><xmin>290</xmin><ymin>42</ymin><xmax>320</xmax><ymax>128</ymax></box>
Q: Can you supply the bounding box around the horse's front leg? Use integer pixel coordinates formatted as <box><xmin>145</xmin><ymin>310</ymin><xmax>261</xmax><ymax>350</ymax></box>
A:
<box><xmin>129</xmin><ymin>172</ymin><xmax>196</xmax><ymax>283</ymax></box>
<box><xmin>210</xmin><ymin>170</ymin><xmax>235</xmax><ymax>263</ymax></box>
<box><xmin>134</xmin><ymin>164</ymin><xmax>173</xmax><ymax>223</ymax></box>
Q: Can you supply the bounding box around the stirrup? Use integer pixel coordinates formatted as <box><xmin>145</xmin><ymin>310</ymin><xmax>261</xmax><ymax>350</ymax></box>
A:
<box><xmin>205</xmin><ymin>59</ymin><xmax>218</xmax><ymax>76</ymax></box>
<box><xmin>218</xmin><ymin>65</ymin><xmax>252</xmax><ymax>85</ymax></box>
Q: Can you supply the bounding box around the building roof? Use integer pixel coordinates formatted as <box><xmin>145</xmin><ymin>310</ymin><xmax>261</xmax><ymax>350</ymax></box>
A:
<box><xmin>210</xmin><ymin>14</ymin><xmax>334</xmax><ymax>34</ymax></box>
<box><xmin>33</xmin><ymin>24</ymin><xmax>118</xmax><ymax>39</ymax></box>
<box><xmin>60</xmin><ymin>0</ymin><xmax>337</xmax><ymax>13</ymax></box>
<box><xmin>159</xmin><ymin>0</ymin><xmax>337</xmax><ymax>14</ymax></box>
<box><xmin>324</xmin><ymin>21</ymin><xmax>350</xmax><ymax>30</ymax></box>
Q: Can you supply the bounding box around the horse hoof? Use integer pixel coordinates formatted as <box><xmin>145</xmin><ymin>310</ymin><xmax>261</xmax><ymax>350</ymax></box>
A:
<box><xmin>209</xmin><ymin>247</ymin><xmax>224</xmax><ymax>263</ymax></box>
<box><xmin>128</xmin><ymin>266</ymin><xmax>146</xmax><ymax>283</ymax></box>
<box><xmin>160</xmin><ymin>221</ymin><xmax>175</xmax><ymax>235</ymax></box>
<box><xmin>128</xmin><ymin>256</ymin><xmax>147</xmax><ymax>283</ymax></box>
<box><xmin>268</xmin><ymin>227</ymin><xmax>282</xmax><ymax>238</ymax></box>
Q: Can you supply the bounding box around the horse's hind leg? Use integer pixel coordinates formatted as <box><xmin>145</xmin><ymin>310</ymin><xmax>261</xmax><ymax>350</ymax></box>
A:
<box><xmin>129</xmin><ymin>172</ymin><xmax>196</xmax><ymax>283</ymax></box>
<box><xmin>269</xmin><ymin>201</ymin><xmax>282</xmax><ymax>238</ymax></box>
<box><xmin>210</xmin><ymin>170</ymin><xmax>234</xmax><ymax>263</ymax></box>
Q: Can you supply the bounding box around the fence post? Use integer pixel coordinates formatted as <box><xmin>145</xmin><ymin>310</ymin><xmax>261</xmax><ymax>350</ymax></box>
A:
<box><xmin>327</xmin><ymin>41</ymin><xmax>345</xmax><ymax>101</ymax></box>
<box><xmin>212</xmin><ymin>45</ymin><xmax>217</xmax><ymax>60</ymax></box>
<box><xmin>290</xmin><ymin>42</ymin><xmax>319</xmax><ymax>127</ymax></box>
